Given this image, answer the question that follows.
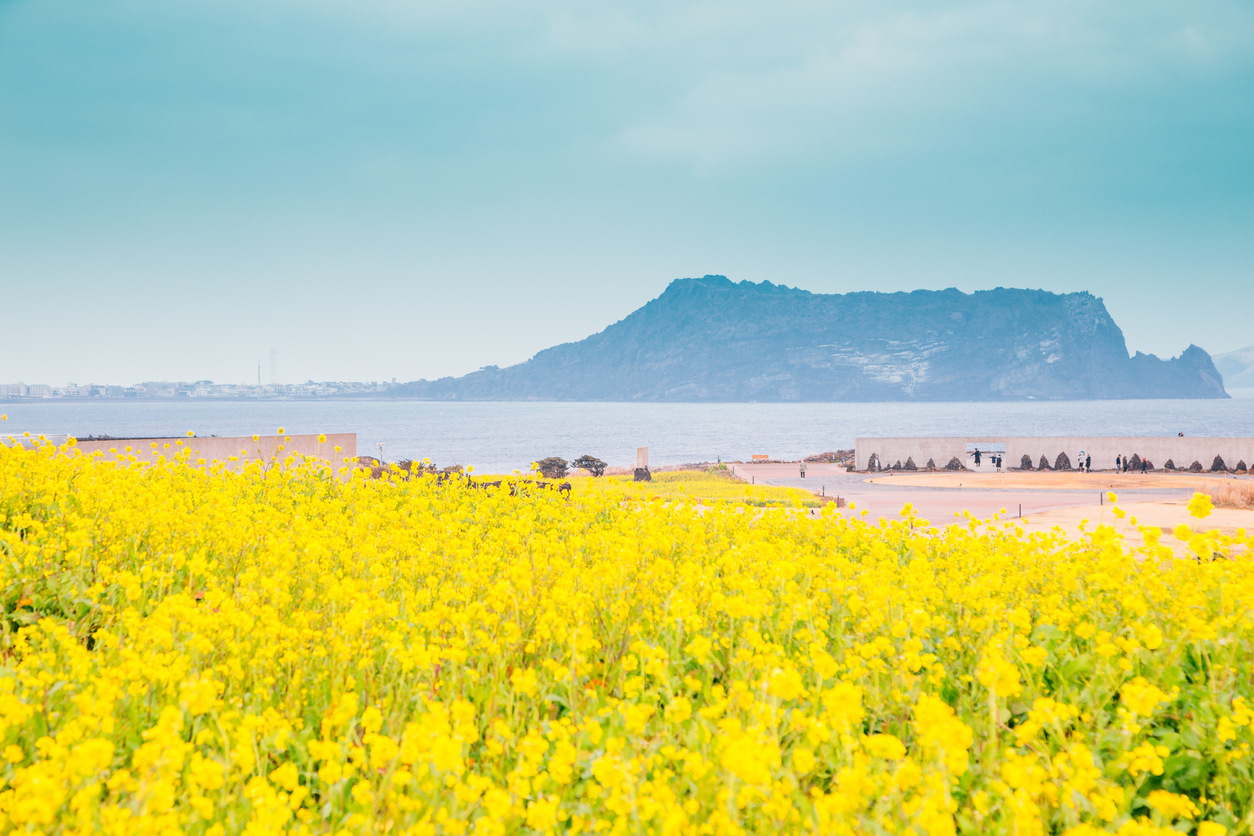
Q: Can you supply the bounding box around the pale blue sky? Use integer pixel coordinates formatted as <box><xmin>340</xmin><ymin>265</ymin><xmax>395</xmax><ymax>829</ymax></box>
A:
<box><xmin>2</xmin><ymin>0</ymin><xmax>1252</xmax><ymax>385</ymax></box>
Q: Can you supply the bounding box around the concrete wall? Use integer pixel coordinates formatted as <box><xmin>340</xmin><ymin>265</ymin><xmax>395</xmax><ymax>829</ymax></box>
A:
<box><xmin>7</xmin><ymin>433</ymin><xmax>358</xmax><ymax>471</ymax></box>
<box><xmin>855</xmin><ymin>437</ymin><xmax>1254</xmax><ymax>472</ymax></box>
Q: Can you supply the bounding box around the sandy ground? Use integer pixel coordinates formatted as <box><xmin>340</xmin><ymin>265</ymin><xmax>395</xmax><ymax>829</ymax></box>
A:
<box><xmin>1016</xmin><ymin>500</ymin><xmax>1253</xmax><ymax>556</ymax></box>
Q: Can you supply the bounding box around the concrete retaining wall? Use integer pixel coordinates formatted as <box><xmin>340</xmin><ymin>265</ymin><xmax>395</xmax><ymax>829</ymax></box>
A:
<box><xmin>855</xmin><ymin>437</ymin><xmax>1254</xmax><ymax>472</ymax></box>
<box><xmin>3</xmin><ymin>433</ymin><xmax>357</xmax><ymax>471</ymax></box>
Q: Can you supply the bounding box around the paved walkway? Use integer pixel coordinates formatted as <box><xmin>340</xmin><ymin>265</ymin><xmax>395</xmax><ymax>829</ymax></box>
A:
<box><xmin>729</xmin><ymin>462</ymin><xmax>1195</xmax><ymax>524</ymax></box>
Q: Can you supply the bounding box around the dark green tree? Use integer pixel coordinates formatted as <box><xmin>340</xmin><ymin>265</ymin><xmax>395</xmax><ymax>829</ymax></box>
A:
<box><xmin>571</xmin><ymin>455</ymin><xmax>607</xmax><ymax>476</ymax></box>
<box><xmin>535</xmin><ymin>457</ymin><xmax>568</xmax><ymax>479</ymax></box>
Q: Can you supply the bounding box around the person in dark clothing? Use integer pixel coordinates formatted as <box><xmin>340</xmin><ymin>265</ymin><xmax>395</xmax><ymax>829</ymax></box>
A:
<box><xmin>1141</xmin><ymin>456</ymin><xmax>1148</xmax><ymax>474</ymax></box>
<box><xmin>1085</xmin><ymin>455</ymin><xmax>1091</xmax><ymax>473</ymax></box>
<box><xmin>1116</xmin><ymin>455</ymin><xmax>1121</xmax><ymax>471</ymax></box>
<box><xmin>974</xmin><ymin>449</ymin><xmax>981</xmax><ymax>467</ymax></box>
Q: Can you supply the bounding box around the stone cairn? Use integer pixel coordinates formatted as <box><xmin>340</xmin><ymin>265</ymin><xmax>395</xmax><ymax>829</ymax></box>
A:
<box><xmin>1038</xmin><ymin>455</ymin><xmax>1052</xmax><ymax>471</ymax></box>
<box><xmin>943</xmin><ymin>456</ymin><xmax>966</xmax><ymax>471</ymax></box>
<box><xmin>904</xmin><ymin>457</ymin><xmax>918</xmax><ymax>471</ymax></box>
<box><xmin>1238</xmin><ymin>460</ymin><xmax>1249</xmax><ymax>473</ymax></box>
<box><xmin>891</xmin><ymin>460</ymin><xmax>903</xmax><ymax>471</ymax></box>
<box><xmin>1211</xmin><ymin>455</ymin><xmax>1228</xmax><ymax>473</ymax></box>
<box><xmin>925</xmin><ymin>458</ymin><xmax>938</xmax><ymax>471</ymax></box>
<box><xmin>1189</xmin><ymin>460</ymin><xmax>1204</xmax><ymax>472</ymax></box>
<box><xmin>1163</xmin><ymin>459</ymin><xmax>1176</xmax><ymax>471</ymax></box>
<box><xmin>1129</xmin><ymin>454</ymin><xmax>1142</xmax><ymax>471</ymax></box>
<box><xmin>1054</xmin><ymin>452</ymin><xmax>1072</xmax><ymax>471</ymax></box>
<box><xmin>1020</xmin><ymin>454</ymin><xmax>1034</xmax><ymax>470</ymax></box>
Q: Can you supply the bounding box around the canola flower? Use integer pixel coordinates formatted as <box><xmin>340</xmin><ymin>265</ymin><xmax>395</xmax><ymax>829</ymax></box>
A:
<box><xmin>0</xmin><ymin>439</ymin><xmax>1253</xmax><ymax>835</ymax></box>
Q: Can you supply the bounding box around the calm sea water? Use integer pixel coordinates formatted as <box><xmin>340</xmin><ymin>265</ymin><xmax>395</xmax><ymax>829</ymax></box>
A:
<box><xmin>5</xmin><ymin>397</ymin><xmax>1254</xmax><ymax>473</ymax></box>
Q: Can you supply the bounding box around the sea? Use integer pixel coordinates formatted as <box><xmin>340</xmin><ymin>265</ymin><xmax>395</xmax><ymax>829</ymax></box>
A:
<box><xmin>5</xmin><ymin>394</ymin><xmax>1254</xmax><ymax>473</ymax></box>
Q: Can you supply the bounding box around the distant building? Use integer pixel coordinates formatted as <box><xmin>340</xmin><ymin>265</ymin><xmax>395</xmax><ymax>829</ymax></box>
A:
<box><xmin>0</xmin><ymin>383</ymin><xmax>51</xmax><ymax>397</ymax></box>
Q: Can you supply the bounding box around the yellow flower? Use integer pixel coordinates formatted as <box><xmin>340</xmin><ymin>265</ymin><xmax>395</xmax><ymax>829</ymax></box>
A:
<box><xmin>269</xmin><ymin>762</ymin><xmax>300</xmax><ymax>792</ymax></box>
<box><xmin>511</xmin><ymin>667</ymin><xmax>538</xmax><ymax>696</ymax></box>
<box><xmin>1188</xmin><ymin>492</ymin><xmax>1214</xmax><ymax>519</ymax></box>
<box><xmin>181</xmin><ymin>677</ymin><xmax>218</xmax><ymax>715</ymax></box>
<box><xmin>791</xmin><ymin>747</ymin><xmax>816</xmax><ymax>773</ymax></box>
<box><xmin>977</xmin><ymin>652</ymin><xmax>1022</xmax><ymax>698</ymax></box>
<box><xmin>1122</xmin><ymin>677</ymin><xmax>1171</xmax><ymax>716</ymax></box>
<box><xmin>663</xmin><ymin>697</ymin><xmax>692</xmax><ymax>724</ymax></box>
<box><xmin>190</xmin><ymin>753</ymin><xmax>225</xmax><ymax>790</ymax></box>
<box><xmin>526</xmin><ymin>796</ymin><xmax>560</xmax><ymax>831</ymax></box>
<box><xmin>685</xmin><ymin>635</ymin><xmax>713</xmax><ymax>664</ymax></box>
<box><xmin>863</xmin><ymin>734</ymin><xmax>907</xmax><ymax>760</ymax></box>
<box><xmin>1146</xmin><ymin>789</ymin><xmax>1198</xmax><ymax>820</ymax></box>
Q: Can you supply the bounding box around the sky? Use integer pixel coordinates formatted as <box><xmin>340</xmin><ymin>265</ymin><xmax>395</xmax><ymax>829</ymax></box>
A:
<box><xmin>2</xmin><ymin>0</ymin><xmax>1252</xmax><ymax>386</ymax></box>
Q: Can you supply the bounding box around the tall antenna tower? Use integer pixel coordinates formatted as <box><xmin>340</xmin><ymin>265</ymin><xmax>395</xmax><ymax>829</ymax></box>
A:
<box><xmin>269</xmin><ymin>348</ymin><xmax>277</xmax><ymax>386</ymax></box>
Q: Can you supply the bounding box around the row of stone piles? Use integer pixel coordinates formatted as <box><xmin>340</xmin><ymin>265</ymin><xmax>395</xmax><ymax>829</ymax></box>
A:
<box><xmin>865</xmin><ymin>454</ymin><xmax>968</xmax><ymax>472</ymax></box>
<box><xmin>867</xmin><ymin>453</ymin><xmax>1249</xmax><ymax>473</ymax></box>
<box><xmin>1013</xmin><ymin>454</ymin><xmax>1248</xmax><ymax>473</ymax></box>
<box><xmin>1160</xmin><ymin>456</ymin><xmax>1249</xmax><ymax>473</ymax></box>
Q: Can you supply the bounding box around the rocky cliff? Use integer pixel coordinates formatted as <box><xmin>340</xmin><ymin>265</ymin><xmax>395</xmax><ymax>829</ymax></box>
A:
<box><xmin>396</xmin><ymin>277</ymin><xmax>1229</xmax><ymax>401</ymax></box>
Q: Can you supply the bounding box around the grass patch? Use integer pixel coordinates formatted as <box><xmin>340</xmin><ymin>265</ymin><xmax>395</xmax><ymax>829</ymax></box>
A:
<box><xmin>569</xmin><ymin>468</ymin><xmax>820</xmax><ymax>507</ymax></box>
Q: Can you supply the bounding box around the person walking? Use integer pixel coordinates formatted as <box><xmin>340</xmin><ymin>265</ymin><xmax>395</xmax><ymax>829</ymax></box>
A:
<box><xmin>1116</xmin><ymin>454</ymin><xmax>1121</xmax><ymax>472</ymax></box>
<box><xmin>1085</xmin><ymin>454</ymin><xmax>1091</xmax><ymax>473</ymax></box>
<box><xmin>974</xmin><ymin>449</ymin><xmax>982</xmax><ymax>467</ymax></box>
<box><xmin>1141</xmin><ymin>456</ymin><xmax>1148</xmax><ymax>475</ymax></box>
<box><xmin>799</xmin><ymin>462</ymin><xmax>806</xmax><ymax>479</ymax></box>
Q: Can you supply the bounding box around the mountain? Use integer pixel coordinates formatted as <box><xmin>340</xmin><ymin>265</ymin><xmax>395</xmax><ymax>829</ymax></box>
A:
<box><xmin>396</xmin><ymin>277</ymin><xmax>1228</xmax><ymax>401</ymax></box>
<box><xmin>1214</xmin><ymin>346</ymin><xmax>1254</xmax><ymax>389</ymax></box>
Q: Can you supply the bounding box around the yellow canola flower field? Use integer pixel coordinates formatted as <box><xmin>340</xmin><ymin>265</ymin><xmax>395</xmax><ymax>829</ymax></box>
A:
<box><xmin>1</xmin><ymin>440</ymin><xmax>1254</xmax><ymax>836</ymax></box>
